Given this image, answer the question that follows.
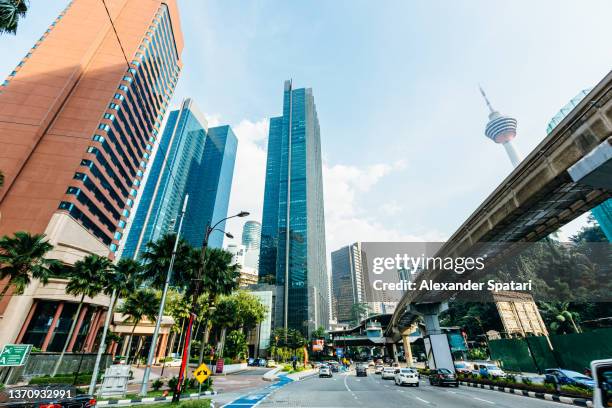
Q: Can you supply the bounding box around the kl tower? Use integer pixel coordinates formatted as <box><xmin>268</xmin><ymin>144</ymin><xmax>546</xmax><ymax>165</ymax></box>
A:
<box><xmin>480</xmin><ymin>87</ymin><xmax>522</xmax><ymax>168</ymax></box>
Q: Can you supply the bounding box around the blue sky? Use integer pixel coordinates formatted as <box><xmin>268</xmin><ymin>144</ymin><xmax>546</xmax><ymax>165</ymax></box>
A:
<box><xmin>2</xmin><ymin>0</ymin><xmax>612</xmax><ymax>252</ymax></box>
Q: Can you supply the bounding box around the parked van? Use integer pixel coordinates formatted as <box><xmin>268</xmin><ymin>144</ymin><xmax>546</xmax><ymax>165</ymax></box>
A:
<box><xmin>591</xmin><ymin>359</ymin><xmax>612</xmax><ymax>407</ymax></box>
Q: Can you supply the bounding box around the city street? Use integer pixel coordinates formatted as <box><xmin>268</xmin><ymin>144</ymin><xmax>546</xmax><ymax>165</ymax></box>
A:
<box><xmin>256</xmin><ymin>369</ymin><xmax>572</xmax><ymax>408</ymax></box>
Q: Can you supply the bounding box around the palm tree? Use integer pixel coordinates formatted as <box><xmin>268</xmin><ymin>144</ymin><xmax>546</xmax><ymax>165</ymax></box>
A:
<box><xmin>117</xmin><ymin>289</ymin><xmax>159</xmax><ymax>364</ymax></box>
<box><xmin>192</xmin><ymin>247</ymin><xmax>239</xmax><ymax>361</ymax></box>
<box><xmin>212</xmin><ymin>295</ymin><xmax>238</xmax><ymax>357</ymax></box>
<box><xmin>0</xmin><ymin>0</ymin><xmax>29</xmax><ymax>35</ymax></box>
<box><xmin>0</xmin><ymin>231</ymin><xmax>59</xmax><ymax>301</ymax></box>
<box><xmin>104</xmin><ymin>258</ymin><xmax>144</xmax><ymax>310</ymax></box>
<box><xmin>52</xmin><ymin>254</ymin><xmax>113</xmax><ymax>376</ymax></box>
<box><xmin>140</xmin><ymin>232</ymin><xmax>190</xmax><ymax>290</ymax></box>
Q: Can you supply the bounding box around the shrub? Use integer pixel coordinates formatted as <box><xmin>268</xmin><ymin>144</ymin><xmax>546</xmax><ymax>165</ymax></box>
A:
<box><xmin>560</xmin><ymin>384</ymin><xmax>593</xmax><ymax>398</ymax></box>
<box><xmin>179</xmin><ymin>399</ymin><xmax>211</xmax><ymax>408</ymax></box>
<box><xmin>152</xmin><ymin>379</ymin><xmax>164</xmax><ymax>391</ymax></box>
<box><xmin>522</xmin><ymin>377</ymin><xmax>532</xmax><ymax>385</ymax></box>
<box><xmin>168</xmin><ymin>376</ymin><xmax>179</xmax><ymax>391</ymax></box>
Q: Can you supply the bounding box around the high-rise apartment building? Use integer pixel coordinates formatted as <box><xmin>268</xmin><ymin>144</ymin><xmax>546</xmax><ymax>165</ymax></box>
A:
<box><xmin>259</xmin><ymin>80</ymin><xmax>329</xmax><ymax>335</ymax></box>
<box><xmin>0</xmin><ymin>0</ymin><xmax>182</xmax><ymax>348</ymax></box>
<box><xmin>120</xmin><ymin>98</ymin><xmax>237</xmax><ymax>259</ymax></box>
<box><xmin>0</xmin><ymin>0</ymin><xmax>183</xmax><ymax>258</ymax></box>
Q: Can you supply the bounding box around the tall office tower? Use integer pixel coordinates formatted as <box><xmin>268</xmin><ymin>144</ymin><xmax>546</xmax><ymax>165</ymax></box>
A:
<box><xmin>242</xmin><ymin>220</ymin><xmax>261</xmax><ymax>250</ymax></box>
<box><xmin>241</xmin><ymin>220</ymin><xmax>261</xmax><ymax>271</ymax></box>
<box><xmin>480</xmin><ymin>87</ymin><xmax>522</xmax><ymax>167</ymax></box>
<box><xmin>121</xmin><ymin>98</ymin><xmax>237</xmax><ymax>259</ymax></box>
<box><xmin>259</xmin><ymin>80</ymin><xmax>329</xmax><ymax>335</ymax></box>
<box><xmin>547</xmin><ymin>89</ymin><xmax>612</xmax><ymax>241</ymax></box>
<box><xmin>331</xmin><ymin>243</ymin><xmax>367</xmax><ymax>324</ymax></box>
<box><xmin>0</xmin><ymin>0</ymin><xmax>183</xmax><ymax>261</ymax></box>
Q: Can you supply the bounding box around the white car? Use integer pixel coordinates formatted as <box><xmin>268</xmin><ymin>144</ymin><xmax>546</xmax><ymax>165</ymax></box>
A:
<box><xmin>164</xmin><ymin>358</ymin><xmax>183</xmax><ymax>367</ymax></box>
<box><xmin>319</xmin><ymin>365</ymin><xmax>332</xmax><ymax>378</ymax></box>
<box><xmin>381</xmin><ymin>367</ymin><xmax>397</xmax><ymax>380</ymax></box>
<box><xmin>375</xmin><ymin>365</ymin><xmax>384</xmax><ymax>374</ymax></box>
<box><xmin>395</xmin><ymin>368</ymin><xmax>419</xmax><ymax>387</ymax></box>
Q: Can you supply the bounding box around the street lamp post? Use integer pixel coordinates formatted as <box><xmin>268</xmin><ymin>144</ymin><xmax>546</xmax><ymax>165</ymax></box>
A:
<box><xmin>139</xmin><ymin>195</ymin><xmax>189</xmax><ymax>396</ymax></box>
<box><xmin>172</xmin><ymin>211</ymin><xmax>249</xmax><ymax>402</ymax></box>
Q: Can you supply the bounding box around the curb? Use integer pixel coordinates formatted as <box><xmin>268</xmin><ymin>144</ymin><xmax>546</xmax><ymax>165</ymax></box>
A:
<box><xmin>459</xmin><ymin>381</ymin><xmax>593</xmax><ymax>407</ymax></box>
<box><xmin>96</xmin><ymin>391</ymin><xmax>217</xmax><ymax>406</ymax></box>
<box><xmin>262</xmin><ymin>367</ymin><xmax>283</xmax><ymax>382</ymax></box>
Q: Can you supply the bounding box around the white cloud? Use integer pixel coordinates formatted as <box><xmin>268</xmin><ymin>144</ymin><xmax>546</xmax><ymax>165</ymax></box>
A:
<box><xmin>223</xmin><ymin>118</ymin><xmax>269</xmax><ymax>246</ymax></box>
<box><xmin>220</xmin><ymin>118</ymin><xmax>443</xmax><ymax>253</ymax></box>
<box><xmin>322</xmin><ymin>160</ymin><xmax>445</xmax><ymax>257</ymax></box>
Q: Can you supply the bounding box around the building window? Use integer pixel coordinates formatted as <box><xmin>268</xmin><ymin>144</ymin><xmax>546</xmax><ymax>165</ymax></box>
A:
<box><xmin>92</xmin><ymin>134</ymin><xmax>105</xmax><ymax>143</ymax></box>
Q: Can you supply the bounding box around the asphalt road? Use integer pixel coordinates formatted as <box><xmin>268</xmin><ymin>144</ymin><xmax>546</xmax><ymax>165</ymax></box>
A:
<box><xmin>257</xmin><ymin>369</ymin><xmax>573</xmax><ymax>408</ymax></box>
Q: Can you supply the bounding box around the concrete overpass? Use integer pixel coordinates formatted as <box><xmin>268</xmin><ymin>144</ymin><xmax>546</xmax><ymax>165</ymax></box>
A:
<box><xmin>387</xmin><ymin>70</ymin><xmax>612</xmax><ymax>368</ymax></box>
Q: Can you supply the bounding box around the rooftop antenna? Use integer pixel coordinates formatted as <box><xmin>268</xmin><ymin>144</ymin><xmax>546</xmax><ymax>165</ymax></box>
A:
<box><xmin>479</xmin><ymin>85</ymin><xmax>495</xmax><ymax>114</ymax></box>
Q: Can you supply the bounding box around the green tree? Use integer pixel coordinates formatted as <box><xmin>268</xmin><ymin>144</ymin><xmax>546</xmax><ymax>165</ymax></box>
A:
<box><xmin>189</xmin><ymin>247</ymin><xmax>239</xmax><ymax>360</ymax></box>
<box><xmin>0</xmin><ymin>231</ymin><xmax>59</xmax><ymax>301</ymax></box>
<box><xmin>214</xmin><ymin>291</ymin><xmax>267</xmax><ymax>357</ymax></box>
<box><xmin>541</xmin><ymin>302</ymin><xmax>582</xmax><ymax>334</ymax></box>
<box><xmin>213</xmin><ymin>296</ymin><xmax>238</xmax><ymax>357</ymax></box>
<box><xmin>233</xmin><ymin>290</ymin><xmax>267</xmax><ymax>332</ymax></box>
<box><xmin>118</xmin><ymin>289</ymin><xmax>160</xmax><ymax>363</ymax></box>
<box><xmin>104</xmin><ymin>258</ymin><xmax>144</xmax><ymax>311</ymax></box>
<box><xmin>53</xmin><ymin>254</ymin><xmax>113</xmax><ymax>376</ymax></box>
<box><xmin>0</xmin><ymin>0</ymin><xmax>28</xmax><ymax>35</ymax></box>
<box><xmin>224</xmin><ymin>330</ymin><xmax>247</xmax><ymax>360</ymax></box>
<box><xmin>310</xmin><ymin>326</ymin><xmax>326</xmax><ymax>340</ymax></box>
<box><xmin>570</xmin><ymin>215</ymin><xmax>607</xmax><ymax>243</ymax></box>
<box><xmin>140</xmin><ymin>233</ymin><xmax>191</xmax><ymax>290</ymax></box>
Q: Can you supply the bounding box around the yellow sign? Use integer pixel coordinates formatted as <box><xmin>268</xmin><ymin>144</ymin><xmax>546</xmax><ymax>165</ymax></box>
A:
<box><xmin>194</xmin><ymin>363</ymin><xmax>212</xmax><ymax>384</ymax></box>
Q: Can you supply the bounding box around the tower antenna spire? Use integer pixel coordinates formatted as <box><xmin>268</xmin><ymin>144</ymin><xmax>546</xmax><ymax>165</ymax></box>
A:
<box><xmin>479</xmin><ymin>85</ymin><xmax>495</xmax><ymax>114</ymax></box>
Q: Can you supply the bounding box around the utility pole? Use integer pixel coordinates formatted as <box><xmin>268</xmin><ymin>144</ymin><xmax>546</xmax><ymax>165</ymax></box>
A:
<box><xmin>139</xmin><ymin>195</ymin><xmax>189</xmax><ymax>396</ymax></box>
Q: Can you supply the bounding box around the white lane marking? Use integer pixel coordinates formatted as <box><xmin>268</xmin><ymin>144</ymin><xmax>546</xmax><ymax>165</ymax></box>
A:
<box><xmin>415</xmin><ymin>397</ymin><xmax>430</xmax><ymax>404</ymax></box>
<box><xmin>473</xmin><ymin>397</ymin><xmax>495</xmax><ymax>404</ymax></box>
<box><xmin>343</xmin><ymin>369</ymin><xmax>358</xmax><ymax>401</ymax></box>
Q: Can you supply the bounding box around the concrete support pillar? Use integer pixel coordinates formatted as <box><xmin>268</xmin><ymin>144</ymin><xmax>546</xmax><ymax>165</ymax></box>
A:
<box><xmin>15</xmin><ymin>300</ymin><xmax>38</xmax><ymax>343</ymax></box>
<box><xmin>402</xmin><ymin>335</ymin><xmax>413</xmax><ymax>365</ymax></box>
<box><xmin>41</xmin><ymin>302</ymin><xmax>64</xmax><ymax>351</ymax></box>
<box><xmin>413</xmin><ymin>302</ymin><xmax>454</xmax><ymax>372</ymax></box>
<box><xmin>67</xmin><ymin>305</ymin><xmax>88</xmax><ymax>352</ymax></box>
<box><xmin>392</xmin><ymin>343</ymin><xmax>399</xmax><ymax>364</ymax></box>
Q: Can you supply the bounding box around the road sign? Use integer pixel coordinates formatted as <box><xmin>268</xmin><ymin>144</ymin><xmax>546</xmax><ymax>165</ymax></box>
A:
<box><xmin>194</xmin><ymin>363</ymin><xmax>212</xmax><ymax>384</ymax></box>
<box><xmin>336</xmin><ymin>348</ymin><xmax>343</xmax><ymax>358</ymax></box>
<box><xmin>215</xmin><ymin>358</ymin><xmax>224</xmax><ymax>374</ymax></box>
<box><xmin>0</xmin><ymin>344</ymin><xmax>32</xmax><ymax>367</ymax></box>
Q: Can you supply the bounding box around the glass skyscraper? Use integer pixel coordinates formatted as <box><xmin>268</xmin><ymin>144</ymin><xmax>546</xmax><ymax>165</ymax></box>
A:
<box><xmin>259</xmin><ymin>80</ymin><xmax>329</xmax><ymax>335</ymax></box>
<box><xmin>242</xmin><ymin>220</ymin><xmax>262</xmax><ymax>250</ymax></box>
<box><xmin>331</xmin><ymin>243</ymin><xmax>367</xmax><ymax>324</ymax></box>
<box><xmin>121</xmin><ymin>98</ymin><xmax>237</xmax><ymax>259</ymax></box>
